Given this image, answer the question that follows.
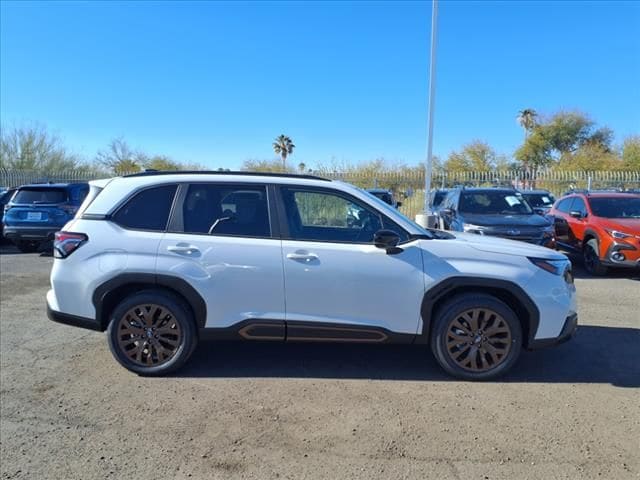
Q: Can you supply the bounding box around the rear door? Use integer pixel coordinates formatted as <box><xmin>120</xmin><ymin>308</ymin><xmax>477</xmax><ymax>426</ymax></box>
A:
<box><xmin>277</xmin><ymin>186</ymin><xmax>425</xmax><ymax>337</ymax></box>
<box><xmin>157</xmin><ymin>183</ymin><xmax>285</xmax><ymax>331</ymax></box>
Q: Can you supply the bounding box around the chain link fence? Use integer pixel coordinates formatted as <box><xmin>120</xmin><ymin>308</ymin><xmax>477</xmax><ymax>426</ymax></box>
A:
<box><xmin>2</xmin><ymin>168</ymin><xmax>639</xmax><ymax>220</ymax></box>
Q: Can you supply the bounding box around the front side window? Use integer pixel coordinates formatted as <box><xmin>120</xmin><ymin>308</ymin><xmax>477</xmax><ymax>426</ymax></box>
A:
<box><xmin>571</xmin><ymin>197</ymin><xmax>587</xmax><ymax>216</ymax></box>
<box><xmin>113</xmin><ymin>184</ymin><xmax>177</xmax><ymax>231</ymax></box>
<box><xmin>181</xmin><ymin>184</ymin><xmax>270</xmax><ymax>237</ymax></box>
<box><xmin>556</xmin><ymin>198</ymin><xmax>574</xmax><ymax>213</ymax></box>
<box><xmin>281</xmin><ymin>188</ymin><xmax>406</xmax><ymax>243</ymax></box>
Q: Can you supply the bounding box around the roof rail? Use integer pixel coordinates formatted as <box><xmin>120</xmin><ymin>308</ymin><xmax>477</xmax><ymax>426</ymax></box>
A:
<box><xmin>122</xmin><ymin>170</ymin><xmax>330</xmax><ymax>181</ymax></box>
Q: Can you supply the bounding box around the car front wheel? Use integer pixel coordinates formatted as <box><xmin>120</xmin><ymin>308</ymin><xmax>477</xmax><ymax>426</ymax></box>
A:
<box><xmin>430</xmin><ymin>294</ymin><xmax>522</xmax><ymax>381</ymax></box>
<box><xmin>583</xmin><ymin>238</ymin><xmax>608</xmax><ymax>276</ymax></box>
<box><xmin>107</xmin><ymin>291</ymin><xmax>198</xmax><ymax>376</ymax></box>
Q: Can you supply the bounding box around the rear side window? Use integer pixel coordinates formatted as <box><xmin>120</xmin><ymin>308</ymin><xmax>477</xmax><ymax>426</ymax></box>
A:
<box><xmin>13</xmin><ymin>187</ymin><xmax>68</xmax><ymax>204</ymax></box>
<box><xmin>180</xmin><ymin>184</ymin><xmax>270</xmax><ymax>237</ymax></box>
<box><xmin>113</xmin><ymin>185</ymin><xmax>177</xmax><ymax>231</ymax></box>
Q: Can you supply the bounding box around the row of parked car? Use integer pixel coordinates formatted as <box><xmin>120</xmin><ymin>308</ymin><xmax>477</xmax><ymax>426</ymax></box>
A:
<box><xmin>428</xmin><ymin>186</ymin><xmax>640</xmax><ymax>275</ymax></box>
<box><xmin>2</xmin><ymin>181</ymin><xmax>639</xmax><ymax>276</ymax></box>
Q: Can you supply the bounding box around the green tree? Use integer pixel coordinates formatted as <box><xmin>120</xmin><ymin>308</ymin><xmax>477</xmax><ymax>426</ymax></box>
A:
<box><xmin>143</xmin><ymin>155</ymin><xmax>182</xmax><ymax>171</ymax></box>
<box><xmin>621</xmin><ymin>135</ymin><xmax>640</xmax><ymax>170</ymax></box>
<box><xmin>272</xmin><ymin>134</ymin><xmax>295</xmax><ymax>170</ymax></box>
<box><xmin>444</xmin><ymin>141</ymin><xmax>499</xmax><ymax>172</ymax></box>
<box><xmin>242</xmin><ymin>158</ymin><xmax>294</xmax><ymax>173</ymax></box>
<box><xmin>0</xmin><ymin>123</ymin><xmax>80</xmax><ymax>171</ymax></box>
<box><xmin>96</xmin><ymin>138</ymin><xmax>142</xmax><ymax>174</ymax></box>
<box><xmin>298</xmin><ymin>162</ymin><xmax>306</xmax><ymax>173</ymax></box>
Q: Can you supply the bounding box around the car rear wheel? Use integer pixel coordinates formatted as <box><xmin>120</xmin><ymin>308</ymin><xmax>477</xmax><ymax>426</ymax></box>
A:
<box><xmin>107</xmin><ymin>291</ymin><xmax>198</xmax><ymax>376</ymax></box>
<box><xmin>15</xmin><ymin>240</ymin><xmax>39</xmax><ymax>253</ymax></box>
<box><xmin>430</xmin><ymin>294</ymin><xmax>522</xmax><ymax>381</ymax></box>
<box><xmin>583</xmin><ymin>238</ymin><xmax>608</xmax><ymax>276</ymax></box>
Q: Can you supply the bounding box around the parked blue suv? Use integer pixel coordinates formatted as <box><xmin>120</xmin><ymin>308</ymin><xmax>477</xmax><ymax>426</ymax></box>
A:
<box><xmin>3</xmin><ymin>183</ymin><xmax>89</xmax><ymax>252</ymax></box>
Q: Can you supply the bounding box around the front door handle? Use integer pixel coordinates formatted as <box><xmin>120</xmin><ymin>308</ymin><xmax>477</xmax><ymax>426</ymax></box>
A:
<box><xmin>167</xmin><ymin>245</ymin><xmax>200</xmax><ymax>255</ymax></box>
<box><xmin>286</xmin><ymin>252</ymin><xmax>319</xmax><ymax>262</ymax></box>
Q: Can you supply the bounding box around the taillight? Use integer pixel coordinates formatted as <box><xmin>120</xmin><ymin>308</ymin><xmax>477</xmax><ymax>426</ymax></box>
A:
<box><xmin>54</xmin><ymin>231</ymin><xmax>87</xmax><ymax>258</ymax></box>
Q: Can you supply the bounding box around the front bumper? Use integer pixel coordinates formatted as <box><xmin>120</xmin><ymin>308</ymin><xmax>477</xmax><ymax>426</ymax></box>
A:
<box><xmin>3</xmin><ymin>226</ymin><xmax>58</xmax><ymax>242</ymax></box>
<box><xmin>602</xmin><ymin>241</ymin><xmax>640</xmax><ymax>269</ymax></box>
<box><xmin>528</xmin><ymin>312</ymin><xmax>578</xmax><ymax>349</ymax></box>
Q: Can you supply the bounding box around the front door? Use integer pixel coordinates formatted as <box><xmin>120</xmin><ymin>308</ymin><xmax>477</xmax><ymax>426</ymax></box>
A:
<box><xmin>157</xmin><ymin>183</ymin><xmax>285</xmax><ymax>330</ymax></box>
<box><xmin>278</xmin><ymin>186</ymin><xmax>425</xmax><ymax>338</ymax></box>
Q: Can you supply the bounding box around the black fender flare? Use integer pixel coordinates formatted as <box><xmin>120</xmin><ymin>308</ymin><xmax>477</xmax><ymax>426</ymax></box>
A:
<box><xmin>417</xmin><ymin>276</ymin><xmax>540</xmax><ymax>349</ymax></box>
<box><xmin>92</xmin><ymin>273</ymin><xmax>207</xmax><ymax>330</ymax></box>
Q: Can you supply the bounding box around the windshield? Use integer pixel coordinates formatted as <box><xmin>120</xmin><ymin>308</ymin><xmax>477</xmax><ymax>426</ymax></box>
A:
<box><xmin>459</xmin><ymin>191</ymin><xmax>533</xmax><ymax>215</ymax></box>
<box><xmin>13</xmin><ymin>187</ymin><xmax>68</xmax><ymax>204</ymax></box>
<box><xmin>522</xmin><ymin>193</ymin><xmax>555</xmax><ymax>208</ymax></box>
<box><xmin>589</xmin><ymin>197</ymin><xmax>640</xmax><ymax>218</ymax></box>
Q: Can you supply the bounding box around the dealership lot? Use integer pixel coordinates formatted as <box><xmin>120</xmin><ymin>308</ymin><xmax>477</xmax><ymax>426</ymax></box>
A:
<box><xmin>0</xmin><ymin>246</ymin><xmax>638</xmax><ymax>480</ymax></box>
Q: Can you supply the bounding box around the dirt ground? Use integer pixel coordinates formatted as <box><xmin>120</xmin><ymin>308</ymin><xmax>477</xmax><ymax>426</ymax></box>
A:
<box><xmin>1</xmin><ymin>245</ymin><xmax>639</xmax><ymax>480</ymax></box>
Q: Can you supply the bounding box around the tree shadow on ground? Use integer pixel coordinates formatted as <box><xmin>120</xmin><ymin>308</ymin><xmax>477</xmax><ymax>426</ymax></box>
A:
<box><xmin>176</xmin><ymin>325</ymin><xmax>639</xmax><ymax>388</ymax></box>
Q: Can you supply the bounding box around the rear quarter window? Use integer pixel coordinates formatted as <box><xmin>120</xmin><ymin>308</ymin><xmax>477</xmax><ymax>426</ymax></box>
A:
<box><xmin>113</xmin><ymin>185</ymin><xmax>177</xmax><ymax>231</ymax></box>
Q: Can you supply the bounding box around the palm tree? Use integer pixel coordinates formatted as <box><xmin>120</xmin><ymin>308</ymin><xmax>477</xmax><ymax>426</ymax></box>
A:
<box><xmin>272</xmin><ymin>134</ymin><xmax>295</xmax><ymax>170</ymax></box>
<box><xmin>517</xmin><ymin>109</ymin><xmax>538</xmax><ymax>138</ymax></box>
<box><xmin>297</xmin><ymin>162</ymin><xmax>306</xmax><ymax>173</ymax></box>
<box><xmin>517</xmin><ymin>109</ymin><xmax>538</xmax><ymax>188</ymax></box>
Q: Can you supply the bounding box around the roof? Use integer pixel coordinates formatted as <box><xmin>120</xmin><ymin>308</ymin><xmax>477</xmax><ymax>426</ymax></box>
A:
<box><xmin>123</xmin><ymin>170</ymin><xmax>330</xmax><ymax>182</ymax></box>
<box><xmin>19</xmin><ymin>182</ymin><xmax>87</xmax><ymax>188</ymax></box>
<box><xmin>518</xmin><ymin>189</ymin><xmax>553</xmax><ymax>194</ymax></box>
<box><xmin>366</xmin><ymin>188</ymin><xmax>392</xmax><ymax>193</ymax></box>
<box><xmin>456</xmin><ymin>187</ymin><xmax>517</xmax><ymax>193</ymax></box>
<box><xmin>571</xmin><ymin>192</ymin><xmax>640</xmax><ymax>198</ymax></box>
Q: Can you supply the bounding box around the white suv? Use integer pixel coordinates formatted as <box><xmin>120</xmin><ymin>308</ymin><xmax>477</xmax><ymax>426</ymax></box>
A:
<box><xmin>47</xmin><ymin>171</ymin><xmax>578</xmax><ymax>380</ymax></box>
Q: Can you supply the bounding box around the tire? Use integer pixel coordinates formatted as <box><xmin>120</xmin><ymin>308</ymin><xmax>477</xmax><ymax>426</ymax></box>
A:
<box><xmin>15</xmin><ymin>240</ymin><xmax>39</xmax><ymax>253</ymax></box>
<box><xmin>107</xmin><ymin>290</ymin><xmax>198</xmax><ymax>376</ymax></box>
<box><xmin>430</xmin><ymin>294</ymin><xmax>523</xmax><ymax>381</ymax></box>
<box><xmin>583</xmin><ymin>238</ymin><xmax>608</xmax><ymax>276</ymax></box>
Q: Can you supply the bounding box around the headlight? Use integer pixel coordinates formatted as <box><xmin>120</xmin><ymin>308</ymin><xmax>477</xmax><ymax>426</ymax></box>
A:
<box><xmin>605</xmin><ymin>229</ymin><xmax>632</xmax><ymax>240</ymax></box>
<box><xmin>528</xmin><ymin>257</ymin><xmax>571</xmax><ymax>279</ymax></box>
<box><xmin>463</xmin><ymin>223</ymin><xmax>485</xmax><ymax>234</ymax></box>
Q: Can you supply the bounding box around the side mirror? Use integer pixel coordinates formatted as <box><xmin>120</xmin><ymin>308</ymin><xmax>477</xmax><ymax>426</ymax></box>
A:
<box><xmin>208</xmin><ymin>214</ymin><xmax>236</xmax><ymax>234</ymax></box>
<box><xmin>374</xmin><ymin>229</ymin><xmax>402</xmax><ymax>254</ymax></box>
<box><xmin>533</xmin><ymin>208</ymin><xmax>545</xmax><ymax>216</ymax></box>
<box><xmin>569</xmin><ymin>210</ymin><xmax>584</xmax><ymax>219</ymax></box>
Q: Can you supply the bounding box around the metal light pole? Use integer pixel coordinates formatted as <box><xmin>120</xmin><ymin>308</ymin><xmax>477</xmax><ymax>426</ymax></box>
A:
<box><xmin>416</xmin><ymin>0</ymin><xmax>439</xmax><ymax>229</ymax></box>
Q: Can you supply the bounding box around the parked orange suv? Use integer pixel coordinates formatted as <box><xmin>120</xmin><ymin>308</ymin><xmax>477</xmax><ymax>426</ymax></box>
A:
<box><xmin>548</xmin><ymin>192</ymin><xmax>640</xmax><ymax>275</ymax></box>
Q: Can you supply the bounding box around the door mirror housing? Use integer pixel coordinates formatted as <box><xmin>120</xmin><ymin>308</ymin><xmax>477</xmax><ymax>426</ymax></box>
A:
<box><xmin>374</xmin><ymin>229</ymin><xmax>402</xmax><ymax>254</ymax></box>
<box><xmin>569</xmin><ymin>210</ymin><xmax>584</xmax><ymax>219</ymax></box>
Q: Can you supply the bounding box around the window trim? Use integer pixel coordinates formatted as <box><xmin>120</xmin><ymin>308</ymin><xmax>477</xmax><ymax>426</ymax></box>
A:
<box><xmin>110</xmin><ymin>183</ymin><xmax>179</xmax><ymax>233</ymax></box>
<box><xmin>275</xmin><ymin>185</ymin><xmax>411</xmax><ymax>245</ymax></box>
<box><xmin>166</xmin><ymin>181</ymin><xmax>276</xmax><ymax>239</ymax></box>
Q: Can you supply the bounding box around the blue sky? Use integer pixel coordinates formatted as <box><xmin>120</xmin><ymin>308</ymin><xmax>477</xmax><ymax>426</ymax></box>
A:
<box><xmin>1</xmin><ymin>0</ymin><xmax>639</xmax><ymax>169</ymax></box>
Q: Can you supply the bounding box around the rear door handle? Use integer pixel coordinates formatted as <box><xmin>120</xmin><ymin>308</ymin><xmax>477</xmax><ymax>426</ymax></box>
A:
<box><xmin>286</xmin><ymin>252</ymin><xmax>318</xmax><ymax>262</ymax></box>
<box><xmin>167</xmin><ymin>245</ymin><xmax>200</xmax><ymax>255</ymax></box>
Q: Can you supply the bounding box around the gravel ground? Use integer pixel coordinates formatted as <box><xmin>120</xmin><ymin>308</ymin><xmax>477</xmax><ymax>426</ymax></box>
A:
<box><xmin>1</xmin><ymin>245</ymin><xmax>639</xmax><ymax>480</ymax></box>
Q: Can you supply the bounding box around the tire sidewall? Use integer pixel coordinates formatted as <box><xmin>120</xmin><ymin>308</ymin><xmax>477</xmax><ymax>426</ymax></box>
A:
<box><xmin>107</xmin><ymin>291</ymin><xmax>198</xmax><ymax>376</ymax></box>
<box><xmin>584</xmin><ymin>238</ymin><xmax>607</xmax><ymax>276</ymax></box>
<box><xmin>431</xmin><ymin>295</ymin><xmax>523</xmax><ymax>381</ymax></box>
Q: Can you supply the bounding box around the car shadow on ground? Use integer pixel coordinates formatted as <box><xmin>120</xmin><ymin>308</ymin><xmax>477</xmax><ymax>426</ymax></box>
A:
<box><xmin>177</xmin><ymin>325</ymin><xmax>639</xmax><ymax>388</ymax></box>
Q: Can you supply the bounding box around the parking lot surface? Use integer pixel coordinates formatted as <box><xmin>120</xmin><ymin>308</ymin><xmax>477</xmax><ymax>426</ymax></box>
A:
<box><xmin>1</xmin><ymin>245</ymin><xmax>639</xmax><ymax>480</ymax></box>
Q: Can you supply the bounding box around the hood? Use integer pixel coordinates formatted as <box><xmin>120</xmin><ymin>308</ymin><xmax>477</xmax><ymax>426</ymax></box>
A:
<box><xmin>462</xmin><ymin>213</ymin><xmax>551</xmax><ymax>227</ymax></box>
<box><xmin>450</xmin><ymin>231</ymin><xmax>566</xmax><ymax>259</ymax></box>
<box><xmin>596</xmin><ymin>218</ymin><xmax>640</xmax><ymax>235</ymax></box>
